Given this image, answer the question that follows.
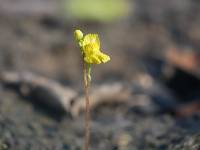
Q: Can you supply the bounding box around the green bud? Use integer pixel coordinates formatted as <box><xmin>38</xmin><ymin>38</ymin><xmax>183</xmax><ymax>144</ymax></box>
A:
<box><xmin>74</xmin><ymin>30</ymin><xmax>83</xmax><ymax>41</ymax></box>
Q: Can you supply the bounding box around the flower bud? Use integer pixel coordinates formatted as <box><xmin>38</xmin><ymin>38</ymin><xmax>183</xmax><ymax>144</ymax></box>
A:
<box><xmin>74</xmin><ymin>30</ymin><xmax>83</xmax><ymax>41</ymax></box>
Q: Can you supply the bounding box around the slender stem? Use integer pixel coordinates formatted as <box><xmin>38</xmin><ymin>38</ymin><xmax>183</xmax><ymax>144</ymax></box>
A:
<box><xmin>83</xmin><ymin>60</ymin><xmax>90</xmax><ymax>150</ymax></box>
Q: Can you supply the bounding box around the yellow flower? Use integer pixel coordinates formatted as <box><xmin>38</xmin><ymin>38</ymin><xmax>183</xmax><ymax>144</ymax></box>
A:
<box><xmin>82</xmin><ymin>34</ymin><xmax>110</xmax><ymax>64</ymax></box>
<box><xmin>74</xmin><ymin>29</ymin><xmax>110</xmax><ymax>81</ymax></box>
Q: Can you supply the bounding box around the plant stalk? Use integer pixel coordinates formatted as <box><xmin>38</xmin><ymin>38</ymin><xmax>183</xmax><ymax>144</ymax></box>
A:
<box><xmin>83</xmin><ymin>60</ymin><xmax>90</xmax><ymax>150</ymax></box>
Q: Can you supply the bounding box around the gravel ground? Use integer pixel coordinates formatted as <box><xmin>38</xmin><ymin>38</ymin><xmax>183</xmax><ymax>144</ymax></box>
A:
<box><xmin>0</xmin><ymin>87</ymin><xmax>200</xmax><ymax>150</ymax></box>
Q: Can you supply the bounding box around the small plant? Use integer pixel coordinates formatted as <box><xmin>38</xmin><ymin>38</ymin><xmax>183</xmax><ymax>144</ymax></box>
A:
<box><xmin>74</xmin><ymin>29</ymin><xmax>110</xmax><ymax>150</ymax></box>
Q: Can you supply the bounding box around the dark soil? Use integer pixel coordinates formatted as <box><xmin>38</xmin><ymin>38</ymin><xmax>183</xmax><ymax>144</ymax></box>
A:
<box><xmin>0</xmin><ymin>87</ymin><xmax>200</xmax><ymax>150</ymax></box>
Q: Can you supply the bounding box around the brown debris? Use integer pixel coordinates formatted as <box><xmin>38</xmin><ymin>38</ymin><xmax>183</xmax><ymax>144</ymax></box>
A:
<box><xmin>165</xmin><ymin>48</ymin><xmax>200</xmax><ymax>78</ymax></box>
<box><xmin>0</xmin><ymin>71</ymin><xmax>134</xmax><ymax>118</ymax></box>
<box><xmin>70</xmin><ymin>82</ymin><xmax>131</xmax><ymax>117</ymax></box>
<box><xmin>0</xmin><ymin>71</ymin><xmax>77</xmax><ymax>114</ymax></box>
<box><xmin>176</xmin><ymin>101</ymin><xmax>200</xmax><ymax>117</ymax></box>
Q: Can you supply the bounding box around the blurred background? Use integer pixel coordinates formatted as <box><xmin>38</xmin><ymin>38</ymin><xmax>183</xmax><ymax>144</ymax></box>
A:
<box><xmin>0</xmin><ymin>0</ymin><xmax>200</xmax><ymax>149</ymax></box>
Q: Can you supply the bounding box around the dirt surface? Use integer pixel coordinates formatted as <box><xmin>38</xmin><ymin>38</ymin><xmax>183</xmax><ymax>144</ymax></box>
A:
<box><xmin>0</xmin><ymin>87</ymin><xmax>200</xmax><ymax>150</ymax></box>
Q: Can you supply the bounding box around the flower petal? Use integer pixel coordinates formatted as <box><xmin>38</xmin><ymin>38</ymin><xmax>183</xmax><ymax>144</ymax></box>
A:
<box><xmin>83</xmin><ymin>43</ymin><xmax>100</xmax><ymax>55</ymax></box>
<box><xmin>84</xmin><ymin>54</ymin><xmax>101</xmax><ymax>64</ymax></box>
<box><xmin>83</xmin><ymin>34</ymin><xmax>100</xmax><ymax>49</ymax></box>
<box><xmin>98</xmin><ymin>52</ymin><xmax>110</xmax><ymax>63</ymax></box>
